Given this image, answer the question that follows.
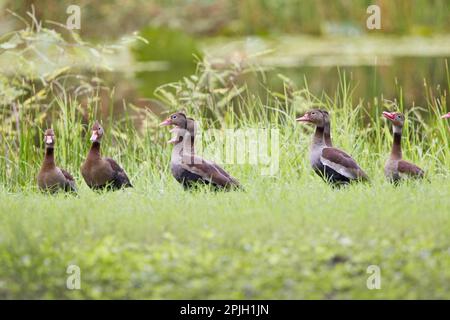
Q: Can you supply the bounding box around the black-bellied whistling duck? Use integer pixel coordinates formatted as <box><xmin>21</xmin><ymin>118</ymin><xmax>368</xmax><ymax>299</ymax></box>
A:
<box><xmin>80</xmin><ymin>121</ymin><xmax>132</xmax><ymax>190</ymax></box>
<box><xmin>383</xmin><ymin>111</ymin><xmax>424</xmax><ymax>182</ymax></box>
<box><xmin>160</xmin><ymin>112</ymin><xmax>241</xmax><ymax>190</ymax></box>
<box><xmin>297</xmin><ymin>109</ymin><xmax>369</xmax><ymax>185</ymax></box>
<box><xmin>37</xmin><ymin>129</ymin><xmax>77</xmax><ymax>193</ymax></box>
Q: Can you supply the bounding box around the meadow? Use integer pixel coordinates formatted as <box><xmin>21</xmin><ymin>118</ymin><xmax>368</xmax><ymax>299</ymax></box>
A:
<box><xmin>1</xmin><ymin>64</ymin><xmax>450</xmax><ymax>299</ymax></box>
<box><xmin>1</xmin><ymin>177</ymin><xmax>450</xmax><ymax>299</ymax></box>
<box><xmin>1</xmin><ymin>2</ymin><xmax>450</xmax><ymax>299</ymax></box>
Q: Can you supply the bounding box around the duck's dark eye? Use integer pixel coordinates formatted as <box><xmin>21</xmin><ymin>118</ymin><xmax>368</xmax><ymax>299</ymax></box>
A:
<box><xmin>311</xmin><ymin>112</ymin><xmax>316</xmax><ymax>115</ymax></box>
<box><xmin>172</xmin><ymin>115</ymin><xmax>177</xmax><ymax>119</ymax></box>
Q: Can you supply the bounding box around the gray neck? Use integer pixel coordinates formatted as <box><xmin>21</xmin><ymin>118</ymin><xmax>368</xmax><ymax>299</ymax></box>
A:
<box><xmin>312</xmin><ymin>126</ymin><xmax>325</xmax><ymax>148</ymax></box>
<box><xmin>310</xmin><ymin>126</ymin><xmax>326</xmax><ymax>167</ymax></box>
<box><xmin>391</xmin><ymin>126</ymin><xmax>402</xmax><ymax>160</ymax></box>
<box><xmin>393</xmin><ymin>125</ymin><xmax>402</xmax><ymax>134</ymax></box>
<box><xmin>171</xmin><ymin>142</ymin><xmax>184</xmax><ymax>163</ymax></box>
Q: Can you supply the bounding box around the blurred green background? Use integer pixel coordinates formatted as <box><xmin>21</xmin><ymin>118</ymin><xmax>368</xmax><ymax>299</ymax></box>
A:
<box><xmin>1</xmin><ymin>0</ymin><xmax>449</xmax><ymax>113</ymax></box>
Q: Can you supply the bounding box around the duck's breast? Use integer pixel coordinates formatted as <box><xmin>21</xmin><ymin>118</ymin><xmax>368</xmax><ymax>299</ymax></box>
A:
<box><xmin>384</xmin><ymin>158</ymin><xmax>401</xmax><ymax>181</ymax></box>
<box><xmin>310</xmin><ymin>145</ymin><xmax>325</xmax><ymax>171</ymax></box>
<box><xmin>82</xmin><ymin>159</ymin><xmax>114</xmax><ymax>187</ymax></box>
<box><xmin>38</xmin><ymin>168</ymin><xmax>66</xmax><ymax>191</ymax></box>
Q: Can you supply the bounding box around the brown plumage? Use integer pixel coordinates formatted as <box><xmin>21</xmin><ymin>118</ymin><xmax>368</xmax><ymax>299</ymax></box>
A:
<box><xmin>37</xmin><ymin>129</ymin><xmax>77</xmax><ymax>193</ymax></box>
<box><xmin>383</xmin><ymin>111</ymin><xmax>424</xmax><ymax>182</ymax></box>
<box><xmin>297</xmin><ymin>109</ymin><xmax>368</xmax><ymax>185</ymax></box>
<box><xmin>80</xmin><ymin>121</ymin><xmax>132</xmax><ymax>190</ymax></box>
<box><xmin>161</xmin><ymin>113</ymin><xmax>241</xmax><ymax>190</ymax></box>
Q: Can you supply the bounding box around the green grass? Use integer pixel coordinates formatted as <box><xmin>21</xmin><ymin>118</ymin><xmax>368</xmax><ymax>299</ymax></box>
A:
<box><xmin>0</xmin><ymin>177</ymin><xmax>449</xmax><ymax>299</ymax></box>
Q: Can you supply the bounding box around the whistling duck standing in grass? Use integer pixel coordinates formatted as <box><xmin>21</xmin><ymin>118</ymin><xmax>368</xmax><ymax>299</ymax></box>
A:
<box><xmin>383</xmin><ymin>112</ymin><xmax>424</xmax><ymax>182</ymax></box>
<box><xmin>297</xmin><ymin>109</ymin><xmax>369</xmax><ymax>185</ymax></box>
<box><xmin>37</xmin><ymin>129</ymin><xmax>77</xmax><ymax>193</ymax></box>
<box><xmin>81</xmin><ymin>121</ymin><xmax>132</xmax><ymax>190</ymax></box>
<box><xmin>160</xmin><ymin>112</ymin><xmax>240</xmax><ymax>190</ymax></box>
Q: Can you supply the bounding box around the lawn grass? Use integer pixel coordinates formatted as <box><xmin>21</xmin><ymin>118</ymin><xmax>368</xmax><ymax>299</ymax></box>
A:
<box><xmin>0</xmin><ymin>175</ymin><xmax>449</xmax><ymax>299</ymax></box>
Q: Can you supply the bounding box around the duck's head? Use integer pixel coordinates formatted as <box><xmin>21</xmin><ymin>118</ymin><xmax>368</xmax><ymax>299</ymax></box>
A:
<box><xmin>44</xmin><ymin>128</ymin><xmax>55</xmax><ymax>147</ymax></box>
<box><xmin>160</xmin><ymin>112</ymin><xmax>188</xmax><ymax>129</ymax></box>
<box><xmin>296</xmin><ymin>109</ymin><xmax>326</xmax><ymax>127</ymax></box>
<box><xmin>90</xmin><ymin>121</ymin><xmax>104</xmax><ymax>142</ymax></box>
<box><xmin>161</xmin><ymin>112</ymin><xmax>197</xmax><ymax>146</ymax></box>
<box><xmin>383</xmin><ymin>111</ymin><xmax>405</xmax><ymax>128</ymax></box>
<box><xmin>441</xmin><ymin>112</ymin><xmax>450</xmax><ymax>119</ymax></box>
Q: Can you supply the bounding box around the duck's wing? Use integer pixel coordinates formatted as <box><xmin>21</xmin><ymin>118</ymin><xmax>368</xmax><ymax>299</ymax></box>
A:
<box><xmin>105</xmin><ymin>158</ymin><xmax>133</xmax><ymax>188</ymax></box>
<box><xmin>181</xmin><ymin>155</ymin><xmax>240</xmax><ymax>188</ymax></box>
<box><xmin>60</xmin><ymin>168</ymin><xmax>77</xmax><ymax>192</ymax></box>
<box><xmin>320</xmin><ymin>147</ymin><xmax>369</xmax><ymax>181</ymax></box>
<box><xmin>397</xmin><ymin>160</ymin><xmax>424</xmax><ymax>178</ymax></box>
<box><xmin>210</xmin><ymin>162</ymin><xmax>241</xmax><ymax>186</ymax></box>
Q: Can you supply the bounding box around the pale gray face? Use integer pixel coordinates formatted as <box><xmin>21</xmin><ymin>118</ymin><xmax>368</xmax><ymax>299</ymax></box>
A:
<box><xmin>44</xmin><ymin>128</ymin><xmax>55</xmax><ymax>146</ymax></box>
<box><xmin>160</xmin><ymin>112</ymin><xmax>188</xmax><ymax>128</ymax></box>
<box><xmin>90</xmin><ymin>121</ymin><xmax>104</xmax><ymax>142</ymax></box>
<box><xmin>296</xmin><ymin>109</ymin><xmax>325</xmax><ymax>127</ymax></box>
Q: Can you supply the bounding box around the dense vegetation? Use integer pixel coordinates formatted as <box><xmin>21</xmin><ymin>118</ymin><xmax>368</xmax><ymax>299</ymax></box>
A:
<box><xmin>1</xmin><ymin>58</ymin><xmax>449</xmax><ymax>298</ymax></box>
<box><xmin>0</xmin><ymin>3</ymin><xmax>449</xmax><ymax>299</ymax></box>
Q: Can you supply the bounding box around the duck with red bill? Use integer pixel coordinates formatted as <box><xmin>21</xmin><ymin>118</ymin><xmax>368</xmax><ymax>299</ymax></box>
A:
<box><xmin>297</xmin><ymin>109</ymin><xmax>368</xmax><ymax>186</ymax></box>
<box><xmin>162</xmin><ymin>112</ymin><xmax>241</xmax><ymax>190</ymax></box>
<box><xmin>382</xmin><ymin>111</ymin><xmax>424</xmax><ymax>183</ymax></box>
<box><xmin>37</xmin><ymin>128</ymin><xmax>77</xmax><ymax>193</ymax></box>
<box><xmin>81</xmin><ymin>121</ymin><xmax>133</xmax><ymax>190</ymax></box>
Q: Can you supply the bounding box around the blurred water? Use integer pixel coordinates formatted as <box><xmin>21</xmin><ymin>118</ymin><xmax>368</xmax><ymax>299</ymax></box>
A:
<box><xmin>132</xmin><ymin>57</ymin><xmax>448</xmax><ymax>110</ymax></box>
<box><xmin>129</xmin><ymin>36</ymin><xmax>449</xmax><ymax>110</ymax></box>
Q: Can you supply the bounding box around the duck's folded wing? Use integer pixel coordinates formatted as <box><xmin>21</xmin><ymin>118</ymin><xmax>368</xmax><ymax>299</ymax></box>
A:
<box><xmin>210</xmin><ymin>162</ymin><xmax>241</xmax><ymax>185</ymax></box>
<box><xmin>320</xmin><ymin>147</ymin><xmax>368</xmax><ymax>180</ymax></box>
<box><xmin>181</xmin><ymin>156</ymin><xmax>239</xmax><ymax>187</ymax></box>
<box><xmin>105</xmin><ymin>158</ymin><xmax>133</xmax><ymax>187</ymax></box>
<box><xmin>60</xmin><ymin>168</ymin><xmax>77</xmax><ymax>192</ymax></box>
<box><xmin>397</xmin><ymin>160</ymin><xmax>424</xmax><ymax>177</ymax></box>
